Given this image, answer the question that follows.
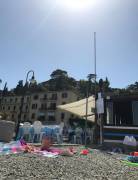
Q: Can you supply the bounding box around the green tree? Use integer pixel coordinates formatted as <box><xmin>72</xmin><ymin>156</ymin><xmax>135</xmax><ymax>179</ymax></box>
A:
<box><xmin>127</xmin><ymin>81</ymin><xmax>138</xmax><ymax>91</ymax></box>
<box><xmin>50</xmin><ymin>69</ymin><xmax>68</xmax><ymax>79</ymax></box>
<box><xmin>104</xmin><ymin>77</ymin><xmax>110</xmax><ymax>92</ymax></box>
<box><xmin>77</xmin><ymin>80</ymin><xmax>88</xmax><ymax>98</ymax></box>
<box><xmin>47</xmin><ymin>69</ymin><xmax>77</xmax><ymax>91</ymax></box>
<box><xmin>97</xmin><ymin>77</ymin><xmax>111</xmax><ymax>93</ymax></box>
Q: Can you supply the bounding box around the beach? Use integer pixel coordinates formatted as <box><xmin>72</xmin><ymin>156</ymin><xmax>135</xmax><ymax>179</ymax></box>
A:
<box><xmin>0</xmin><ymin>147</ymin><xmax>138</xmax><ymax>180</ymax></box>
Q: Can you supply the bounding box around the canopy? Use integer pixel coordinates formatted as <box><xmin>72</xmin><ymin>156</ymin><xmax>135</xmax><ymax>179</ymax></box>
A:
<box><xmin>57</xmin><ymin>96</ymin><xmax>95</xmax><ymax>122</ymax></box>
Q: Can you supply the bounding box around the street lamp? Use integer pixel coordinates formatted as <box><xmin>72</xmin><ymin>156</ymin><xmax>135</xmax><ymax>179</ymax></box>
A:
<box><xmin>25</xmin><ymin>70</ymin><xmax>36</xmax><ymax>86</ymax></box>
<box><xmin>15</xmin><ymin>70</ymin><xmax>36</xmax><ymax>139</ymax></box>
<box><xmin>0</xmin><ymin>81</ymin><xmax>8</xmax><ymax>113</ymax></box>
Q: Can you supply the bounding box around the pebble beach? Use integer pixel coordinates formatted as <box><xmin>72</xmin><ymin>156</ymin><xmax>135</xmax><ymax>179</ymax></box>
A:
<box><xmin>0</xmin><ymin>146</ymin><xmax>138</xmax><ymax>180</ymax></box>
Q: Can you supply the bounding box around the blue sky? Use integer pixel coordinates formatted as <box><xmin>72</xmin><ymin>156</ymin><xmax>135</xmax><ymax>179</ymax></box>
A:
<box><xmin>0</xmin><ymin>0</ymin><xmax>137</xmax><ymax>89</ymax></box>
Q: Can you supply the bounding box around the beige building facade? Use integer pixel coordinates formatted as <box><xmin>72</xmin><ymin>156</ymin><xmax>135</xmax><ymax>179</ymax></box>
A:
<box><xmin>0</xmin><ymin>90</ymin><xmax>78</xmax><ymax>125</ymax></box>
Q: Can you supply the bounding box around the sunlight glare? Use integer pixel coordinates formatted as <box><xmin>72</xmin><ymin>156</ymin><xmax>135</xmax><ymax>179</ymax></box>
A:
<box><xmin>59</xmin><ymin>0</ymin><xmax>97</xmax><ymax>11</ymax></box>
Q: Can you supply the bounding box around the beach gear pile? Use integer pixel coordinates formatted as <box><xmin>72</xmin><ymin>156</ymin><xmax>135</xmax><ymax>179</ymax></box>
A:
<box><xmin>127</xmin><ymin>152</ymin><xmax>138</xmax><ymax>163</ymax></box>
<box><xmin>0</xmin><ymin>135</ymin><xmax>92</xmax><ymax>158</ymax></box>
<box><xmin>0</xmin><ymin>139</ymin><xmax>79</xmax><ymax>158</ymax></box>
<box><xmin>0</xmin><ymin>140</ymin><xmax>23</xmax><ymax>155</ymax></box>
<box><xmin>122</xmin><ymin>151</ymin><xmax>138</xmax><ymax>166</ymax></box>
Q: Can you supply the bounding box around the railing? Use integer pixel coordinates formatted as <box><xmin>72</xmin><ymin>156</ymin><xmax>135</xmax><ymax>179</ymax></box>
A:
<box><xmin>104</xmin><ymin>125</ymin><xmax>138</xmax><ymax>143</ymax></box>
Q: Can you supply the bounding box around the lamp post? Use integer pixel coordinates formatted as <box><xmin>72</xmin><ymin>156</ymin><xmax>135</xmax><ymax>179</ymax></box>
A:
<box><xmin>15</xmin><ymin>70</ymin><xmax>36</xmax><ymax>139</ymax></box>
<box><xmin>0</xmin><ymin>81</ymin><xmax>7</xmax><ymax>113</ymax></box>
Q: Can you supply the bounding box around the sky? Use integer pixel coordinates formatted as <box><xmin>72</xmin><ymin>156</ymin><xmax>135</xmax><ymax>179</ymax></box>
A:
<box><xmin>0</xmin><ymin>0</ymin><xmax>138</xmax><ymax>90</ymax></box>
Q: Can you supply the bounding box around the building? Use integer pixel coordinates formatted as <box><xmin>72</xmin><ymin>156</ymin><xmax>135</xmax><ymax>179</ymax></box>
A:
<box><xmin>104</xmin><ymin>92</ymin><xmax>138</xmax><ymax>143</ymax></box>
<box><xmin>105</xmin><ymin>92</ymin><xmax>138</xmax><ymax>126</ymax></box>
<box><xmin>0</xmin><ymin>90</ymin><xmax>78</xmax><ymax>125</ymax></box>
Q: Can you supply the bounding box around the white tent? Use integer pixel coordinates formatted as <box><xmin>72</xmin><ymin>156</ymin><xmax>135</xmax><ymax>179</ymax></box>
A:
<box><xmin>57</xmin><ymin>96</ymin><xmax>95</xmax><ymax>122</ymax></box>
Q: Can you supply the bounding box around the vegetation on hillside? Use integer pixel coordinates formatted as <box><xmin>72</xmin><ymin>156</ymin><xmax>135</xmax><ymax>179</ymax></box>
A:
<box><xmin>1</xmin><ymin>69</ymin><xmax>138</xmax><ymax>97</ymax></box>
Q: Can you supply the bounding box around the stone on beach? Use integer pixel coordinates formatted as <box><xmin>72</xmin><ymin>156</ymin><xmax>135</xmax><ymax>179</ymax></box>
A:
<box><xmin>0</xmin><ymin>146</ymin><xmax>138</xmax><ymax>180</ymax></box>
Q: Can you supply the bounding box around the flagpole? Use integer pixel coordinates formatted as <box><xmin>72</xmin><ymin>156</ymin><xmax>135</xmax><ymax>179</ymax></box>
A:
<box><xmin>94</xmin><ymin>32</ymin><xmax>97</xmax><ymax>86</ymax></box>
<box><xmin>94</xmin><ymin>32</ymin><xmax>98</xmax><ymax>143</ymax></box>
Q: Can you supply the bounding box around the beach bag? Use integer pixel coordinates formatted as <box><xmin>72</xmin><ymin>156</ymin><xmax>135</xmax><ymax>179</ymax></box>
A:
<box><xmin>123</xmin><ymin>136</ymin><xmax>137</xmax><ymax>147</ymax></box>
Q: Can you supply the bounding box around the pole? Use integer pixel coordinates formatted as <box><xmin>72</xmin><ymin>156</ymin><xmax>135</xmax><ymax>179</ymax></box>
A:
<box><xmin>85</xmin><ymin>86</ymin><xmax>89</xmax><ymax>146</ymax></box>
<box><xmin>0</xmin><ymin>80</ymin><xmax>2</xmax><ymax>112</ymax></box>
<box><xmin>0</xmin><ymin>82</ymin><xmax>7</xmax><ymax>112</ymax></box>
<box><xmin>26</xmin><ymin>70</ymin><xmax>35</xmax><ymax>84</ymax></box>
<box><xmin>100</xmin><ymin>113</ymin><xmax>104</xmax><ymax>145</ymax></box>
<box><xmin>15</xmin><ymin>88</ymin><xmax>25</xmax><ymax>139</ymax></box>
<box><xmin>94</xmin><ymin>32</ymin><xmax>97</xmax><ymax>121</ymax></box>
<box><xmin>94</xmin><ymin>32</ymin><xmax>97</xmax><ymax>87</ymax></box>
<box><xmin>99</xmin><ymin>114</ymin><xmax>102</xmax><ymax>144</ymax></box>
<box><xmin>94</xmin><ymin>32</ymin><xmax>98</xmax><ymax>144</ymax></box>
<box><xmin>15</xmin><ymin>70</ymin><xmax>35</xmax><ymax>139</ymax></box>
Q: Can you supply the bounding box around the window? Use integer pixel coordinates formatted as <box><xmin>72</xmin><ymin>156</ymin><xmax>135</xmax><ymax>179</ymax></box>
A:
<box><xmin>24</xmin><ymin>115</ymin><xmax>26</xmax><ymax>120</ymax></box>
<box><xmin>8</xmin><ymin>106</ymin><xmax>10</xmax><ymax>110</ymax></box>
<box><xmin>13</xmin><ymin>106</ymin><xmax>16</xmax><ymax>110</ymax></box>
<box><xmin>62</xmin><ymin>92</ymin><xmax>68</xmax><ymax>98</ymax></box>
<box><xmin>33</xmin><ymin>95</ymin><xmax>39</xmax><ymax>100</ymax></box>
<box><xmin>15</xmin><ymin>98</ymin><xmax>17</xmax><ymax>102</ymax></box>
<box><xmin>31</xmin><ymin>113</ymin><xmax>35</xmax><ymax>119</ymax></box>
<box><xmin>10</xmin><ymin>98</ymin><xmax>13</xmax><ymax>103</ymax></box>
<box><xmin>41</xmin><ymin>103</ymin><xmax>47</xmax><ymax>110</ymax></box>
<box><xmin>27</xmin><ymin>97</ymin><xmax>30</xmax><ymax>101</ymax></box>
<box><xmin>51</xmin><ymin>93</ymin><xmax>57</xmax><ymax>100</ymax></box>
<box><xmin>3</xmin><ymin>106</ymin><xmax>5</xmax><ymax>110</ymax></box>
<box><xmin>49</xmin><ymin>103</ymin><xmax>56</xmax><ymax>110</ymax></box>
<box><xmin>38</xmin><ymin>115</ymin><xmax>45</xmax><ymax>121</ymax></box>
<box><xmin>48</xmin><ymin>115</ymin><xmax>55</xmax><ymax>121</ymax></box>
<box><xmin>48</xmin><ymin>112</ymin><xmax>55</xmax><ymax>116</ymax></box>
<box><xmin>4</xmin><ymin>99</ymin><xmax>7</xmax><ymax>103</ymax></box>
<box><xmin>26</xmin><ymin>105</ymin><xmax>28</xmax><ymax>110</ymax></box>
<box><xmin>41</xmin><ymin>104</ymin><xmax>43</xmax><ymax>109</ymax></box>
<box><xmin>61</xmin><ymin>113</ymin><xmax>65</xmax><ymax>120</ymax></box>
<box><xmin>32</xmin><ymin>104</ymin><xmax>37</xmax><ymax>109</ymax></box>
<box><xmin>44</xmin><ymin>94</ymin><xmax>47</xmax><ymax>99</ymax></box>
<box><xmin>12</xmin><ymin>114</ymin><xmax>14</xmax><ymax>119</ymax></box>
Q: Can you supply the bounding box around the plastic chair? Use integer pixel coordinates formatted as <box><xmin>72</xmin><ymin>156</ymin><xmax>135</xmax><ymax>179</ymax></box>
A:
<box><xmin>22</xmin><ymin>122</ymin><xmax>32</xmax><ymax>142</ymax></box>
<box><xmin>32</xmin><ymin>121</ymin><xmax>43</xmax><ymax>143</ymax></box>
<box><xmin>52</xmin><ymin>128</ymin><xmax>62</xmax><ymax>144</ymax></box>
<box><xmin>74</xmin><ymin>127</ymin><xmax>82</xmax><ymax>144</ymax></box>
<box><xmin>86</xmin><ymin>128</ymin><xmax>93</xmax><ymax>143</ymax></box>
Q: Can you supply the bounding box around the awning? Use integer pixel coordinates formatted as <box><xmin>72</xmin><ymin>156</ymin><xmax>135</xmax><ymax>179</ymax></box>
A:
<box><xmin>57</xmin><ymin>96</ymin><xmax>95</xmax><ymax>122</ymax></box>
